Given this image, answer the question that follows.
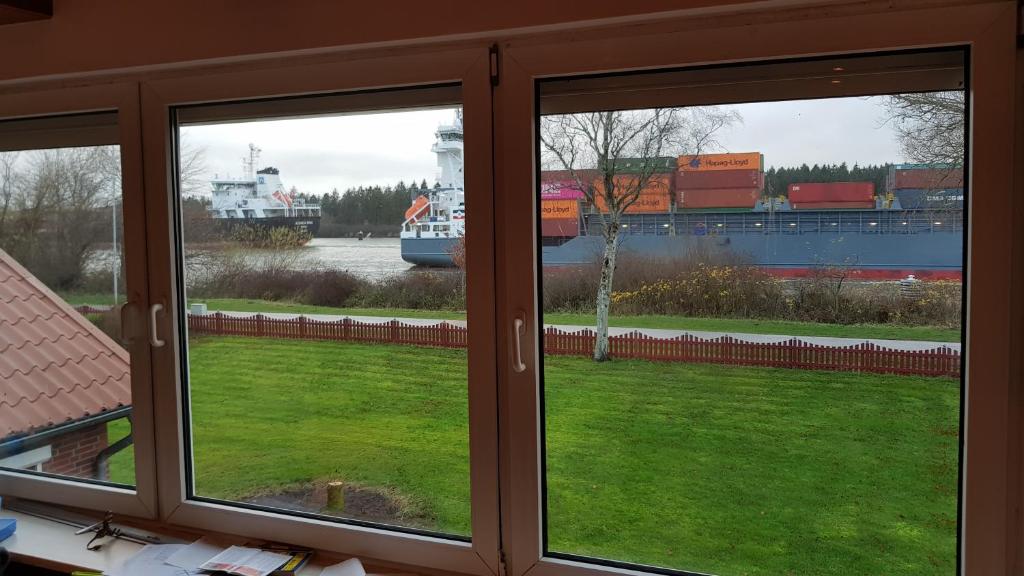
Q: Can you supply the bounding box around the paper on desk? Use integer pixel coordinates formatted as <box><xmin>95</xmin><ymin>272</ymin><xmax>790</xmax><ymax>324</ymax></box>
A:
<box><xmin>321</xmin><ymin>558</ymin><xmax>366</xmax><ymax>576</ymax></box>
<box><xmin>105</xmin><ymin>543</ymin><xmax>203</xmax><ymax>576</ymax></box>
<box><xmin>165</xmin><ymin>536</ymin><xmax>229</xmax><ymax>570</ymax></box>
<box><xmin>200</xmin><ymin>545</ymin><xmax>292</xmax><ymax>576</ymax></box>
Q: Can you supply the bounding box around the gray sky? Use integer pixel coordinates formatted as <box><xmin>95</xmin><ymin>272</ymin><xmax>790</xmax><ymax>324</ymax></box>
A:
<box><xmin>181</xmin><ymin>96</ymin><xmax>903</xmax><ymax>195</ymax></box>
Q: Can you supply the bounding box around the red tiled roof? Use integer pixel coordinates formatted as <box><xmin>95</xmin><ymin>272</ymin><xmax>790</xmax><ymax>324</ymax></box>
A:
<box><xmin>0</xmin><ymin>249</ymin><xmax>131</xmax><ymax>440</ymax></box>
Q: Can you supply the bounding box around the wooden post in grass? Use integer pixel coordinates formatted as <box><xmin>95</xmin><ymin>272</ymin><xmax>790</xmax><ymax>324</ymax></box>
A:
<box><xmin>326</xmin><ymin>481</ymin><xmax>345</xmax><ymax>512</ymax></box>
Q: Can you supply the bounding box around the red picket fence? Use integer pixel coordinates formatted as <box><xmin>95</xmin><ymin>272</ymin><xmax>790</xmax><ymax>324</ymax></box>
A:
<box><xmin>545</xmin><ymin>327</ymin><xmax>960</xmax><ymax>378</ymax></box>
<box><xmin>171</xmin><ymin>311</ymin><xmax>961</xmax><ymax>378</ymax></box>
<box><xmin>72</xmin><ymin>307</ymin><xmax>957</xmax><ymax>378</ymax></box>
<box><xmin>187</xmin><ymin>312</ymin><xmax>468</xmax><ymax>349</ymax></box>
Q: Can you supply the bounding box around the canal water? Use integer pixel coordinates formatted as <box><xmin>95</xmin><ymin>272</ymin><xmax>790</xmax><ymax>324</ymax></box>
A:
<box><xmin>89</xmin><ymin>237</ymin><xmax>417</xmax><ymax>282</ymax></box>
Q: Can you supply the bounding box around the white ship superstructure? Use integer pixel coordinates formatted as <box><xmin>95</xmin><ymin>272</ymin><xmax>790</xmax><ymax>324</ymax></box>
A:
<box><xmin>208</xmin><ymin>144</ymin><xmax>321</xmax><ymax>234</ymax></box>
<box><xmin>400</xmin><ymin>119</ymin><xmax>465</xmax><ymax>260</ymax></box>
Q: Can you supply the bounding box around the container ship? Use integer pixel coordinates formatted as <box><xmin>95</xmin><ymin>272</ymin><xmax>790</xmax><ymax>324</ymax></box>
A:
<box><xmin>207</xmin><ymin>144</ymin><xmax>322</xmax><ymax>237</ymax></box>
<box><xmin>401</xmin><ymin>139</ymin><xmax>964</xmax><ymax>280</ymax></box>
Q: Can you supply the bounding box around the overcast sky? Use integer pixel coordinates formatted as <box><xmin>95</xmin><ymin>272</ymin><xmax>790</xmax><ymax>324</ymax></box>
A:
<box><xmin>181</xmin><ymin>96</ymin><xmax>903</xmax><ymax>195</ymax></box>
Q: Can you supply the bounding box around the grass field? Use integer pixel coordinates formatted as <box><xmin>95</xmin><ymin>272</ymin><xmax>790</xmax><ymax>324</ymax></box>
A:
<box><xmin>108</xmin><ymin>336</ymin><xmax>959</xmax><ymax>575</ymax></box>
<box><xmin>66</xmin><ymin>294</ymin><xmax>959</xmax><ymax>342</ymax></box>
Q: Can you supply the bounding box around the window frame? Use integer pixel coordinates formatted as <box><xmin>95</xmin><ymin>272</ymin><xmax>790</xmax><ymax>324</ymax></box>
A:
<box><xmin>0</xmin><ymin>82</ymin><xmax>159</xmax><ymax>519</ymax></box>
<box><xmin>493</xmin><ymin>3</ymin><xmax>1018</xmax><ymax>576</ymax></box>
<box><xmin>140</xmin><ymin>46</ymin><xmax>500</xmax><ymax>575</ymax></box>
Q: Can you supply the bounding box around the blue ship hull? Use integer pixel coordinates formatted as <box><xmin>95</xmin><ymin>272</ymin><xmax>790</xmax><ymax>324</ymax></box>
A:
<box><xmin>401</xmin><ymin>208</ymin><xmax>964</xmax><ymax>279</ymax></box>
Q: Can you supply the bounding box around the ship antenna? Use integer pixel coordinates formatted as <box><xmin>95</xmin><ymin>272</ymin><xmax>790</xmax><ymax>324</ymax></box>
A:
<box><xmin>243</xmin><ymin>143</ymin><xmax>262</xmax><ymax>180</ymax></box>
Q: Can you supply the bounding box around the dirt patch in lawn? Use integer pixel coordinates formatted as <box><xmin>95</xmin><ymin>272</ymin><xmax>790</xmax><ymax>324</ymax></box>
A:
<box><xmin>243</xmin><ymin>481</ymin><xmax>434</xmax><ymax>529</ymax></box>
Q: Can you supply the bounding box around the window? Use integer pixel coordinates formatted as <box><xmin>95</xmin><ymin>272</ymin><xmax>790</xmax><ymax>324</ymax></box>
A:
<box><xmin>171</xmin><ymin>89</ymin><xmax>474</xmax><ymax>538</ymax></box>
<box><xmin>533</xmin><ymin>50</ymin><xmax>967</xmax><ymax>575</ymax></box>
<box><xmin>0</xmin><ymin>112</ymin><xmax>138</xmax><ymax>488</ymax></box>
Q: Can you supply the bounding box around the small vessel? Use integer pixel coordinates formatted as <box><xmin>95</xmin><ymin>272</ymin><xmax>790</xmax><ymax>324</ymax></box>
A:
<box><xmin>208</xmin><ymin>144</ymin><xmax>321</xmax><ymax>237</ymax></box>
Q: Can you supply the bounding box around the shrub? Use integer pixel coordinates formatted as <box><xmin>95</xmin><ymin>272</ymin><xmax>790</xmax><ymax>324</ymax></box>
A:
<box><xmin>352</xmin><ymin>272</ymin><xmax>465</xmax><ymax>310</ymax></box>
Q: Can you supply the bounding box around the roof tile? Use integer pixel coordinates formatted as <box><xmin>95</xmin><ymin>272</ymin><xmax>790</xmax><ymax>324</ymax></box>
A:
<box><xmin>0</xmin><ymin>249</ymin><xmax>131</xmax><ymax>440</ymax></box>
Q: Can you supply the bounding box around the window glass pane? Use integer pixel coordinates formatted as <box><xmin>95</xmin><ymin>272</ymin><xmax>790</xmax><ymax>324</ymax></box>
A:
<box><xmin>0</xmin><ymin>114</ymin><xmax>135</xmax><ymax>486</ymax></box>
<box><xmin>538</xmin><ymin>52</ymin><xmax>964</xmax><ymax>575</ymax></box>
<box><xmin>175</xmin><ymin>94</ymin><xmax>470</xmax><ymax>537</ymax></box>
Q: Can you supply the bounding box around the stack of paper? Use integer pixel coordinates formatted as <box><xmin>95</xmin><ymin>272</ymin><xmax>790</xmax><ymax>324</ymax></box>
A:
<box><xmin>107</xmin><ymin>538</ymin><xmax>299</xmax><ymax>576</ymax></box>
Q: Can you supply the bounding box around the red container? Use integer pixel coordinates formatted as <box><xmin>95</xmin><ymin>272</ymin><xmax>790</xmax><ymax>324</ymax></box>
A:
<box><xmin>893</xmin><ymin>168</ymin><xmax>963</xmax><ymax>189</ymax></box>
<box><xmin>541</xmin><ymin>218</ymin><xmax>579</xmax><ymax>237</ymax></box>
<box><xmin>675</xmin><ymin>169</ymin><xmax>763</xmax><ymax>190</ymax></box>
<box><xmin>678</xmin><ymin>187</ymin><xmax>759</xmax><ymax>209</ymax></box>
<box><xmin>791</xmin><ymin>201</ymin><xmax>875</xmax><ymax>210</ymax></box>
<box><xmin>788</xmin><ymin>182</ymin><xmax>874</xmax><ymax>203</ymax></box>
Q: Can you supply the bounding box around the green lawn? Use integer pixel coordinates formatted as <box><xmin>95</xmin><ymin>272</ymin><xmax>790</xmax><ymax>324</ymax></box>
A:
<box><xmin>154</xmin><ymin>297</ymin><xmax>957</xmax><ymax>342</ymax></box>
<box><xmin>108</xmin><ymin>337</ymin><xmax>959</xmax><ymax>575</ymax></box>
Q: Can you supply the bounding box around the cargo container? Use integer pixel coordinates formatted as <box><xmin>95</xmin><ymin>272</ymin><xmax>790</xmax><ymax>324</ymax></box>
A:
<box><xmin>540</xmin><ymin>180</ymin><xmax>585</xmax><ymax>200</ymax></box>
<box><xmin>678</xmin><ymin>187</ymin><xmax>760</xmax><ymax>209</ymax></box>
<box><xmin>891</xmin><ymin>165</ymin><xmax>964</xmax><ymax>190</ymax></box>
<box><xmin>541</xmin><ymin>199</ymin><xmax>580</xmax><ymax>219</ymax></box>
<box><xmin>791</xmin><ymin>201</ymin><xmax>876</xmax><ymax>210</ymax></box>
<box><xmin>592</xmin><ymin>174</ymin><xmax>672</xmax><ymax>213</ymax></box>
<box><xmin>541</xmin><ymin>218</ymin><xmax>579</xmax><ymax>237</ymax></box>
<box><xmin>788</xmin><ymin>182</ymin><xmax>875</xmax><ymax>203</ymax></box>
<box><xmin>894</xmin><ymin>188</ymin><xmax>965</xmax><ymax>210</ymax></box>
<box><xmin>677</xmin><ymin>152</ymin><xmax>762</xmax><ymax>172</ymax></box>
<box><xmin>675</xmin><ymin>169</ymin><xmax>763</xmax><ymax>190</ymax></box>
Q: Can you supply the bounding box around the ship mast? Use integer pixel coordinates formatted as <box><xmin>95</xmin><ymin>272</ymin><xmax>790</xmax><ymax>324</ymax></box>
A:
<box><xmin>243</xmin><ymin>143</ymin><xmax>262</xmax><ymax>180</ymax></box>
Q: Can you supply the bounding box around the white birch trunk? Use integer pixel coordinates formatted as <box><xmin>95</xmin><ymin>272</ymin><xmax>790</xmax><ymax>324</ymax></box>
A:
<box><xmin>593</xmin><ymin>219</ymin><xmax>620</xmax><ymax>361</ymax></box>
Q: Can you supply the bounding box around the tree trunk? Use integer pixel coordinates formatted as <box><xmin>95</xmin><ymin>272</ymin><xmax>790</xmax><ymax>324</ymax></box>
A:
<box><xmin>593</xmin><ymin>220</ymin><xmax>620</xmax><ymax>361</ymax></box>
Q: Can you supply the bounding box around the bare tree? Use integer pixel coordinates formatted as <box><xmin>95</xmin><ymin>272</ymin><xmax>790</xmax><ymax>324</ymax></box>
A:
<box><xmin>540</xmin><ymin>107</ymin><xmax>739</xmax><ymax>361</ymax></box>
<box><xmin>884</xmin><ymin>91</ymin><xmax>965</xmax><ymax>166</ymax></box>
<box><xmin>0</xmin><ymin>151</ymin><xmax>21</xmax><ymax>240</ymax></box>
<box><xmin>178</xmin><ymin>136</ymin><xmax>208</xmax><ymax>198</ymax></box>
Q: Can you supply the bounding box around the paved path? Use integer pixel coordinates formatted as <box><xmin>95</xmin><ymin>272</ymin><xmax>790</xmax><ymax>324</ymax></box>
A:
<box><xmin>200</xmin><ymin>310</ymin><xmax>959</xmax><ymax>352</ymax></box>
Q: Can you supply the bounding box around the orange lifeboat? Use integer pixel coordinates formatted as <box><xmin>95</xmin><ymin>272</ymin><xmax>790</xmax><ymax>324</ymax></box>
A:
<box><xmin>405</xmin><ymin>195</ymin><xmax>430</xmax><ymax>223</ymax></box>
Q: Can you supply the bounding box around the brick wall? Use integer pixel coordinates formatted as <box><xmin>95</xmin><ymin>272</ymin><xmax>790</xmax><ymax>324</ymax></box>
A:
<box><xmin>41</xmin><ymin>424</ymin><xmax>108</xmax><ymax>480</ymax></box>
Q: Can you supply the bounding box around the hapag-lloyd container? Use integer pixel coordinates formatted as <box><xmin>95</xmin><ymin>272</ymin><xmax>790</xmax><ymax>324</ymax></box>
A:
<box><xmin>675</xmin><ymin>169</ymin><xmax>763</xmax><ymax>190</ymax></box>
<box><xmin>677</xmin><ymin>152</ymin><xmax>763</xmax><ymax>172</ymax></box>
<box><xmin>592</xmin><ymin>174</ymin><xmax>672</xmax><ymax>213</ymax></box>
<box><xmin>788</xmin><ymin>182</ymin><xmax>875</xmax><ymax>203</ymax></box>
<box><xmin>540</xmin><ymin>180</ymin><xmax>585</xmax><ymax>200</ymax></box>
<box><xmin>541</xmin><ymin>218</ymin><xmax>579</xmax><ymax>237</ymax></box>
<box><xmin>678</xmin><ymin>187</ymin><xmax>759</xmax><ymax>209</ymax></box>
<box><xmin>541</xmin><ymin>199</ymin><xmax>580</xmax><ymax>219</ymax></box>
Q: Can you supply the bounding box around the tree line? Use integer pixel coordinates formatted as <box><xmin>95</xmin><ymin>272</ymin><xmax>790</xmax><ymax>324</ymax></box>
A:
<box><xmin>764</xmin><ymin>163</ymin><xmax>891</xmax><ymax>198</ymax></box>
<box><xmin>307</xmin><ymin>179</ymin><xmax>434</xmax><ymax>237</ymax></box>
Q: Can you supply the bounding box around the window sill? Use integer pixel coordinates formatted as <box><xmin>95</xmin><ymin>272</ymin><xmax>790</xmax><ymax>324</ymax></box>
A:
<box><xmin>0</xmin><ymin>506</ymin><xmax>425</xmax><ymax>575</ymax></box>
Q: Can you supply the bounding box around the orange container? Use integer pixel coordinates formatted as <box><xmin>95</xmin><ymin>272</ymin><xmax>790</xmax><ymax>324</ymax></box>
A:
<box><xmin>540</xmin><ymin>199</ymin><xmax>579</xmax><ymax>220</ymax></box>
<box><xmin>677</xmin><ymin>152</ymin><xmax>762</xmax><ymax>172</ymax></box>
<box><xmin>678</xmin><ymin>187</ymin><xmax>759</xmax><ymax>209</ymax></box>
<box><xmin>592</xmin><ymin>174</ymin><xmax>671</xmax><ymax>213</ymax></box>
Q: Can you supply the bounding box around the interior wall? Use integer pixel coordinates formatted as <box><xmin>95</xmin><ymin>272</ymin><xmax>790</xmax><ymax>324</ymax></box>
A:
<box><xmin>0</xmin><ymin>0</ymin><xmax>765</xmax><ymax>83</ymax></box>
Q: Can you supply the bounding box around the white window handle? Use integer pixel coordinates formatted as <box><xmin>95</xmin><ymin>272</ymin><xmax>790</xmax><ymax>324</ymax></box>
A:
<box><xmin>512</xmin><ymin>317</ymin><xmax>526</xmax><ymax>373</ymax></box>
<box><xmin>149</xmin><ymin>303</ymin><xmax>165</xmax><ymax>348</ymax></box>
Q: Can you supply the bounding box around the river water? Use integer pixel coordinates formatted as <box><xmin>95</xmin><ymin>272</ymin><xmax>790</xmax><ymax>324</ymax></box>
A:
<box><xmin>291</xmin><ymin>237</ymin><xmax>413</xmax><ymax>277</ymax></box>
<box><xmin>89</xmin><ymin>237</ymin><xmax>419</xmax><ymax>282</ymax></box>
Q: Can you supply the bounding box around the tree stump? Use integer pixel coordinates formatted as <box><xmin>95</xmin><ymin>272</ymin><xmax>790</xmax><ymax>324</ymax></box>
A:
<box><xmin>326</xmin><ymin>481</ymin><xmax>345</xmax><ymax>512</ymax></box>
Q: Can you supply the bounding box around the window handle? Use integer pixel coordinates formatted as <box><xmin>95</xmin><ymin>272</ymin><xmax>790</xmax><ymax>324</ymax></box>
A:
<box><xmin>149</xmin><ymin>303</ymin><xmax>165</xmax><ymax>348</ymax></box>
<box><xmin>512</xmin><ymin>316</ymin><xmax>527</xmax><ymax>373</ymax></box>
